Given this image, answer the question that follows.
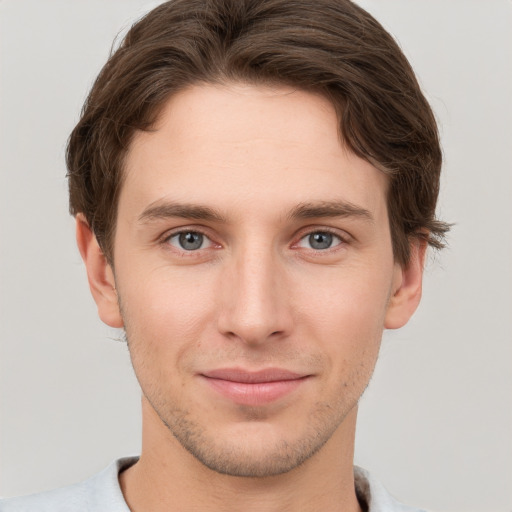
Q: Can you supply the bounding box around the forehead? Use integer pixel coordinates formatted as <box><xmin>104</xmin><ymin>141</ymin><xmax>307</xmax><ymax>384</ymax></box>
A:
<box><xmin>121</xmin><ymin>83</ymin><xmax>388</xmax><ymax>221</ymax></box>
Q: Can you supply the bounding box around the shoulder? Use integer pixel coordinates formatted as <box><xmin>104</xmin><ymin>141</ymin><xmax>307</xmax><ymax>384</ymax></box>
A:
<box><xmin>0</xmin><ymin>457</ymin><xmax>138</xmax><ymax>512</ymax></box>
<box><xmin>354</xmin><ymin>466</ymin><xmax>428</xmax><ymax>512</ymax></box>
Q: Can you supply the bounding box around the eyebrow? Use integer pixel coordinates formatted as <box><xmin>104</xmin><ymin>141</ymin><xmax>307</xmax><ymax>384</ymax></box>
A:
<box><xmin>138</xmin><ymin>201</ymin><xmax>227</xmax><ymax>223</ymax></box>
<box><xmin>138</xmin><ymin>199</ymin><xmax>373</xmax><ymax>224</ymax></box>
<box><xmin>288</xmin><ymin>201</ymin><xmax>374</xmax><ymax>223</ymax></box>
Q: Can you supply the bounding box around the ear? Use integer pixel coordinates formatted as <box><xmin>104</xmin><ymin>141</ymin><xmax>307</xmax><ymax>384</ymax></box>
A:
<box><xmin>384</xmin><ymin>239</ymin><xmax>428</xmax><ymax>330</ymax></box>
<box><xmin>75</xmin><ymin>214</ymin><xmax>123</xmax><ymax>328</ymax></box>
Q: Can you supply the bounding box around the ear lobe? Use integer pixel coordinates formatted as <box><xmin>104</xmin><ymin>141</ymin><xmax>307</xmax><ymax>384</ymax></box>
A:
<box><xmin>384</xmin><ymin>239</ymin><xmax>428</xmax><ymax>330</ymax></box>
<box><xmin>76</xmin><ymin>214</ymin><xmax>123</xmax><ymax>328</ymax></box>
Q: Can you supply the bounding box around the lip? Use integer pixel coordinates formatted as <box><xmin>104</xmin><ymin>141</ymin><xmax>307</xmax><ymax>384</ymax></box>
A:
<box><xmin>199</xmin><ymin>368</ymin><xmax>310</xmax><ymax>406</ymax></box>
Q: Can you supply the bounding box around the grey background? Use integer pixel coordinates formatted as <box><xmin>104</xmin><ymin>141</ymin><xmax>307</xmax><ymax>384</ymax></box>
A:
<box><xmin>1</xmin><ymin>1</ymin><xmax>511</xmax><ymax>511</ymax></box>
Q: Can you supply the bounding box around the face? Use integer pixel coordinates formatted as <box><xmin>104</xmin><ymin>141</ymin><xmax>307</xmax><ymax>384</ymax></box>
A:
<box><xmin>83</xmin><ymin>83</ymin><xmax>422</xmax><ymax>478</ymax></box>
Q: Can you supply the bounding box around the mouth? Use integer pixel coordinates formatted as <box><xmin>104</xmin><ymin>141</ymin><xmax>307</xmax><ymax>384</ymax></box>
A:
<box><xmin>199</xmin><ymin>368</ymin><xmax>311</xmax><ymax>406</ymax></box>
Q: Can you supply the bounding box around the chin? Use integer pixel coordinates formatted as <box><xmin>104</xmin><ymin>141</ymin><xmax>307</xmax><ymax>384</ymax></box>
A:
<box><xmin>156</xmin><ymin>400</ymin><xmax>349</xmax><ymax>478</ymax></box>
<box><xmin>181</xmin><ymin>435</ymin><xmax>327</xmax><ymax>478</ymax></box>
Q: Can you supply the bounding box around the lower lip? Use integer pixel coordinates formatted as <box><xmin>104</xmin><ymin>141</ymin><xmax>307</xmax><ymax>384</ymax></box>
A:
<box><xmin>201</xmin><ymin>376</ymin><xmax>307</xmax><ymax>406</ymax></box>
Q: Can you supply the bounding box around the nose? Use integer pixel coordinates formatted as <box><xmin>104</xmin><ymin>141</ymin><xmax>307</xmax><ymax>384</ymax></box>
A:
<box><xmin>216</xmin><ymin>243</ymin><xmax>294</xmax><ymax>346</ymax></box>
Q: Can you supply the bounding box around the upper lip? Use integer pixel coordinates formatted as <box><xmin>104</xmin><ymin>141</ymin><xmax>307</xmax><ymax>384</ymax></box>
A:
<box><xmin>200</xmin><ymin>368</ymin><xmax>307</xmax><ymax>383</ymax></box>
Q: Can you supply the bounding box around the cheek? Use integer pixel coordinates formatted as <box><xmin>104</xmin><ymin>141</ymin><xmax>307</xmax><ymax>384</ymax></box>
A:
<box><xmin>118</xmin><ymin>268</ymin><xmax>218</xmax><ymax>370</ymax></box>
<box><xmin>310</xmin><ymin>289</ymin><xmax>385</xmax><ymax>404</ymax></box>
<box><xmin>294</xmin><ymin>264</ymin><xmax>392</xmax><ymax>363</ymax></box>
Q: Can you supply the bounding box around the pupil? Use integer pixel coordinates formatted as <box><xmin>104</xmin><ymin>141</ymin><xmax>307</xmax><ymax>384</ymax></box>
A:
<box><xmin>310</xmin><ymin>232</ymin><xmax>332</xmax><ymax>250</ymax></box>
<box><xmin>179</xmin><ymin>232</ymin><xmax>203</xmax><ymax>250</ymax></box>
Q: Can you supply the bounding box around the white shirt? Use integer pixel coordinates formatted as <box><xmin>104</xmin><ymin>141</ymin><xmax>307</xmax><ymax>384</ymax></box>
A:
<box><xmin>0</xmin><ymin>457</ymin><xmax>426</xmax><ymax>512</ymax></box>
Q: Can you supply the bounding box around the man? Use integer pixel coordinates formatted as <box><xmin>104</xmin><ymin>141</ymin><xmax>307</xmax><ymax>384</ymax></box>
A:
<box><xmin>1</xmin><ymin>0</ymin><xmax>449</xmax><ymax>510</ymax></box>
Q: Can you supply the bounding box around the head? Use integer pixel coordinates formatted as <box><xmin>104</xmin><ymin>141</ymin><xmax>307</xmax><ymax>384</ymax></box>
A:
<box><xmin>68</xmin><ymin>0</ymin><xmax>448</xmax><ymax>267</ymax></box>
<box><xmin>69</xmin><ymin>0</ymin><xmax>449</xmax><ymax>479</ymax></box>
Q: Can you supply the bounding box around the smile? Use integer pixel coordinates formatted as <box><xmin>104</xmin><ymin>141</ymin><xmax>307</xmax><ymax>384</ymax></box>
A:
<box><xmin>199</xmin><ymin>368</ymin><xmax>311</xmax><ymax>406</ymax></box>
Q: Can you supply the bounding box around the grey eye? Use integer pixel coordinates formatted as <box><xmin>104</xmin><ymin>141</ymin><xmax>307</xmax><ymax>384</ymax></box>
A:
<box><xmin>308</xmin><ymin>232</ymin><xmax>334</xmax><ymax>250</ymax></box>
<box><xmin>170</xmin><ymin>231</ymin><xmax>205</xmax><ymax>250</ymax></box>
<box><xmin>297</xmin><ymin>231</ymin><xmax>343</xmax><ymax>251</ymax></box>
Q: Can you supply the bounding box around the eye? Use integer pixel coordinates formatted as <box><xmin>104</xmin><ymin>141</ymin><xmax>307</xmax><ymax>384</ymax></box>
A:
<box><xmin>297</xmin><ymin>231</ymin><xmax>343</xmax><ymax>250</ymax></box>
<box><xmin>167</xmin><ymin>231</ymin><xmax>213</xmax><ymax>251</ymax></box>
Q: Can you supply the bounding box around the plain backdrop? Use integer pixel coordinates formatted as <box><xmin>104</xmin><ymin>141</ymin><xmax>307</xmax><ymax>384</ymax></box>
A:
<box><xmin>1</xmin><ymin>1</ymin><xmax>511</xmax><ymax>511</ymax></box>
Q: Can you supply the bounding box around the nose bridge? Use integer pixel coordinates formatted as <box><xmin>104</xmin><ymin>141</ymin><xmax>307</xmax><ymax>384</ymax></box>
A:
<box><xmin>217</xmin><ymin>234</ymin><xmax>291</xmax><ymax>344</ymax></box>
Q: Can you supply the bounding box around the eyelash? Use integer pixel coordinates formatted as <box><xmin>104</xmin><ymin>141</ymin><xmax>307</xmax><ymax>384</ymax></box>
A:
<box><xmin>294</xmin><ymin>228</ymin><xmax>348</xmax><ymax>252</ymax></box>
<box><xmin>159</xmin><ymin>226</ymin><xmax>350</xmax><ymax>256</ymax></box>
<box><xmin>160</xmin><ymin>228</ymin><xmax>218</xmax><ymax>256</ymax></box>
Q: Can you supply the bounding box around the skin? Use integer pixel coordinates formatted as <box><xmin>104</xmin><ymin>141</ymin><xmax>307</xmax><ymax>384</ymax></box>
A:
<box><xmin>77</xmin><ymin>83</ymin><xmax>426</xmax><ymax>512</ymax></box>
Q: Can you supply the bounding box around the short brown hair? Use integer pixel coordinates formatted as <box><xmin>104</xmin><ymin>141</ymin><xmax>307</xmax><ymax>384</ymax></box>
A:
<box><xmin>67</xmin><ymin>0</ymin><xmax>449</xmax><ymax>265</ymax></box>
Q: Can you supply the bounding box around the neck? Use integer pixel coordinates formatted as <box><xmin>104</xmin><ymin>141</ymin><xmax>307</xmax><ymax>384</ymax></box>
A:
<box><xmin>120</xmin><ymin>399</ymin><xmax>362</xmax><ymax>512</ymax></box>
